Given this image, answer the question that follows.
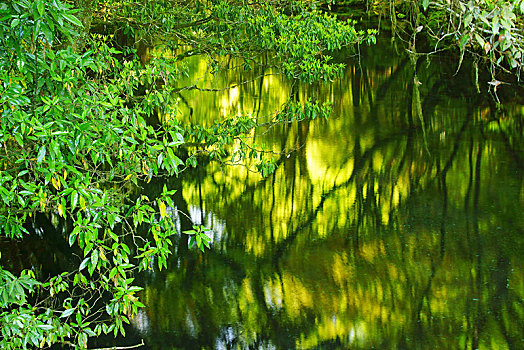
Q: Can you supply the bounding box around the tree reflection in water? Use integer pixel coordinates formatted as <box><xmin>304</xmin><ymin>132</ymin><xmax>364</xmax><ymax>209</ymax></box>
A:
<box><xmin>133</xmin><ymin>36</ymin><xmax>523</xmax><ymax>349</ymax></box>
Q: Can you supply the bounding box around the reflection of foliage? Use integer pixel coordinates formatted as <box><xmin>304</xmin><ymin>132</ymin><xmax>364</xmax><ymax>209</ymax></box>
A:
<box><xmin>159</xmin><ymin>36</ymin><xmax>524</xmax><ymax>348</ymax></box>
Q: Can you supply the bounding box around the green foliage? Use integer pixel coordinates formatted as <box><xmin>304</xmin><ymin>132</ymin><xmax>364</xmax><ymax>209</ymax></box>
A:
<box><xmin>276</xmin><ymin>99</ymin><xmax>332</xmax><ymax>123</ymax></box>
<box><xmin>96</xmin><ymin>0</ymin><xmax>375</xmax><ymax>81</ymax></box>
<box><xmin>455</xmin><ymin>0</ymin><xmax>524</xmax><ymax>71</ymax></box>
<box><xmin>0</xmin><ymin>0</ymin><xmax>372</xmax><ymax>348</ymax></box>
<box><xmin>183</xmin><ymin>226</ymin><xmax>212</xmax><ymax>252</ymax></box>
<box><xmin>179</xmin><ymin>100</ymin><xmax>331</xmax><ymax>176</ymax></box>
<box><xmin>1</xmin><ymin>1</ymin><xmax>186</xmax><ymax>348</ymax></box>
<box><xmin>386</xmin><ymin>0</ymin><xmax>524</xmax><ymax>78</ymax></box>
<box><xmin>208</xmin><ymin>1</ymin><xmax>372</xmax><ymax>82</ymax></box>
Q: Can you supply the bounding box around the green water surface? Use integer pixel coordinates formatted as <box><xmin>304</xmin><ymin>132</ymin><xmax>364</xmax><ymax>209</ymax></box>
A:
<box><xmin>131</xmin><ymin>37</ymin><xmax>524</xmax><ymax>349</ymax></box>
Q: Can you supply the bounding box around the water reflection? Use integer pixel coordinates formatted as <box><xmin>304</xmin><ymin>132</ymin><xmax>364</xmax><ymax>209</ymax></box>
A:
<box><xmin>130</xmin><ymin>35</ymin><xmax>524</xmax><ymax>349</ymax></box>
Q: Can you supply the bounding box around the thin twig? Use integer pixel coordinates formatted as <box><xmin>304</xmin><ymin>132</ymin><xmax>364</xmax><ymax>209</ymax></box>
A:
<box><xmin>89</xmin><ymin>339</ymin><xmax>145</xmax><ymax>350</ymax></box>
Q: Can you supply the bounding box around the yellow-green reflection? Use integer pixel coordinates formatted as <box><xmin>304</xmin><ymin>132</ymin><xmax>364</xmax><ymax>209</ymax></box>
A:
<box><xmin>135</xmin><ymin>37</ymin><xmax>524</xmax><ymax>349</ymax></box>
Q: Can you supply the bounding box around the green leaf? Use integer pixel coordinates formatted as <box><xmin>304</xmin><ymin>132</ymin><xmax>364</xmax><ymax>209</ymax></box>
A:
<box><xmin>464</xmin><ymin>13</ymin><xmax>472</xmax><ymax>27</ymax></box>
<box><xmin>69</xmin><ymin>231</ymin><xmax>77</xmax><ymax>246</ymax></box>
<box><xmin>91</xmin><ymin>250</ymin><xmax>99</xmax><ymax>270</ymax></box>
<box><xmin>88</xmin><ymin>258</ymin><xmax>96</xmax><ymax>275</ymax></box>
<box><xmin>63</xmin><ymin>13</ymin><xmax>83</xmax><ymax>27</ymax></box>
<box><xmin>37</xmin><ymin>325</ymin><xmax>54</xmax><ymax>331</ymax></box>
<box><xmin>37</xmin><ymin>145</ymin><xmax>46</xmax><ymax>164</ymax></box>
<box><xmin>14</xmin><ymin>133</ymin><xmax>24</xmax><ymax>147</ymax></box>
<box><xmin>90</xmin><ymin>150</ymin><xmax>99</xmax><ymax>165</ymax></box>
<box><xmin>11</xmin><ymin>18</ymin><xmax>20</xmax><ymax>29</ymax></box>
<box><xmin>474</xmin><ymin>33</ymin><xmax>485</xmax><ymax>46</ymax></box>
<box><xmin>109</xmin><ymin>267</ymin><xmax>118</xmax><ymax>280</ymax></box>
<box><xmin>71</xmin><ymin>190</ymin><xmax>78</xmax><ymax>210</ymax></box>
<box><xmin>79</xmin><ymin>257</ymin><xmax>89</xmax><ymax>271</ymax></box>
<box><xmin>459</xmin><ymin>33</ymin><xmax>469</xmax><ymax>49</ymax></box>
<box><xmin>60</xmin><ymin>308</ymin><xmax>75</xmax><ymax>318</ymax></box>
<box><xmin>36</xmin><ymin>0</ymin><xmax>44</xmax><ymax>16</ymax></box>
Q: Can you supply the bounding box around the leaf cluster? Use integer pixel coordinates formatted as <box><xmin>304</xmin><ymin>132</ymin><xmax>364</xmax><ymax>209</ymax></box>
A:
<box><xmin>394</xmin><ymin>0</ymin><xmax>524</xmax><ymax>80</ymax></box>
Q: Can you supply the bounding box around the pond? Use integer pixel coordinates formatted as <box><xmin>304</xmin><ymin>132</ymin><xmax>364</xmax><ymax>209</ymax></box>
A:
<box><xmin>5</xmin><ymin>33</ymin><xmax>524</xmax><ymax>349</ymax></box>
<box><xmin>126</xmin><ymin>34</ymin><xmax>524</xmax><ymax>349</ymax></box>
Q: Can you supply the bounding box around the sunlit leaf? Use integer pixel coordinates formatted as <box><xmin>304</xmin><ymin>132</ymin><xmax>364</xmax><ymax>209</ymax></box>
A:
<box><xmin>71</xmin><ymin>190</ymin><xmax>78</xmax><ymax>210</ymax></box>
<box><xmin>158</xmin><ymin>200</ymin><xmax>167</xmax><ymax>218</ymax></box>
<box><xmin>36</xmin><ymin>0</ymin><xmax>44</xmax><ymax>16</ymax></box>
<box><xmin>37</xmin><ymin>146</ymin><xmax>46</xmax><ymax>164</ymax></box>
<box><xmin>60</xmin><ymin>308</ymin><xmax>75</xmax><ymax>318</ymax></box>
<box><xmin>69</xmin><ymin>231</ymin><xmax>77</xmax><ymax>246</ymax></box>
<box><xmin>62</xmin><ymin>13</ymin><xmax>83</xmax><ymax>27</ymax></box>
<box><xmin>79</xmin><ymin>257</ymin><xmax>89</xmax><ymax>271</ymax></box>
<box><xmin>58</xmin><ymin>202</ymin><xmax>65</xmax><ymax>218</ymax></box>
